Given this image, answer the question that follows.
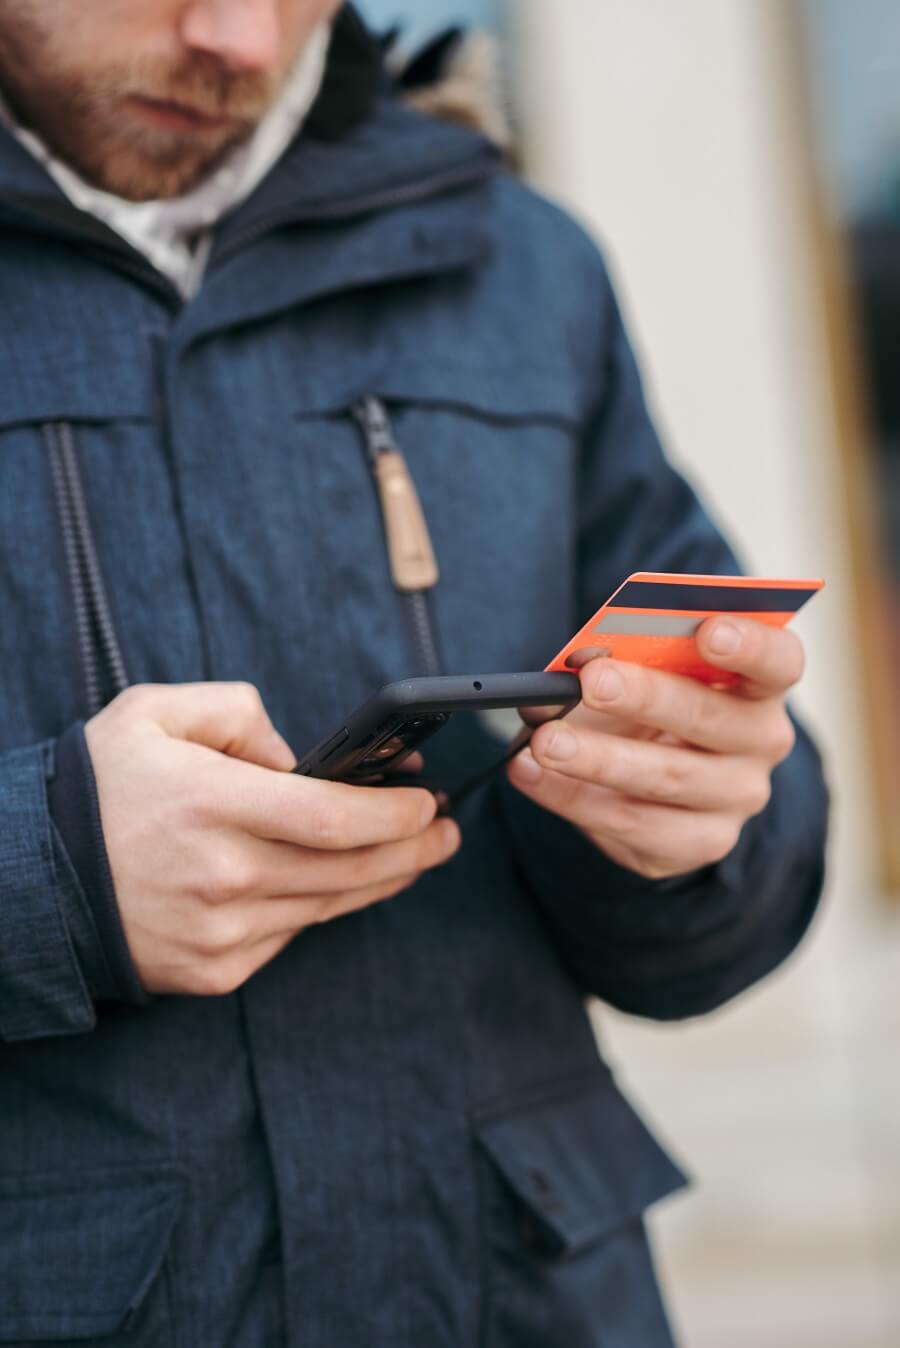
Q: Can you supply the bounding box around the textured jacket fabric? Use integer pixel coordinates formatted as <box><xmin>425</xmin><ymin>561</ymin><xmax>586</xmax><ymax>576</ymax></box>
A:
<box><xmin>0</xmin><ymin>12</ymin><xmax>828</xmax><ymax>1346</ymax></box>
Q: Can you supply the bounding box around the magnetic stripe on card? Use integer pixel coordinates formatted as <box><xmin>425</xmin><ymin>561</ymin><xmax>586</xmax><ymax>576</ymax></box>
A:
<box><xmin>612</xmin><ymin>582</ymin><xmax>816</xmax><ymax>613</ymax></box>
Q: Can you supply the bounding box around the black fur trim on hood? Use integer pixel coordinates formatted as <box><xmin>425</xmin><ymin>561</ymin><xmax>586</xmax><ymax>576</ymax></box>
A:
<box><xmin>304</xmin><ymin>5</ymin><xmax>385</xmax><ymax>142</ymax></box>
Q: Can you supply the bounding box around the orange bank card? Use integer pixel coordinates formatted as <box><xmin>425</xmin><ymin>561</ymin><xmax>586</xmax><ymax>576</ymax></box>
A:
<box><xmin>545</xmin><ymin>572</ymin><xmax>824</xmax><ymax>687</ymax></box>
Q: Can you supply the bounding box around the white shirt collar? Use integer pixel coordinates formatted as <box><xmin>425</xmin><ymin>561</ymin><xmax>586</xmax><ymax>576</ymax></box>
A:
<box><xmin>0</xmin><ymin>22</ymin><xmax>331</xmax><ymax>298</ymax></box>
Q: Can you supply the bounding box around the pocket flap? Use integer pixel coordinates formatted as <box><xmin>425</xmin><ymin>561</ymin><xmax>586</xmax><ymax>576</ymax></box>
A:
<box><xmin>291</xmin><ymin>358</ymin><xmax>583</xmax><ymax>426</ymax></box>
<box><xmin>0</xmin><ymin>1166</ymin><xmax>185</xmax><ymax>1342</ymax></box>
<box><xmin>0</xmin><ymin>358</ymin><xmax>153</xmax><ymax>431</ymax></box>
<box><xmin>476</xmin><ymin>1070</ymin><xmax>688</xmax><ymax>1257</ymax></box>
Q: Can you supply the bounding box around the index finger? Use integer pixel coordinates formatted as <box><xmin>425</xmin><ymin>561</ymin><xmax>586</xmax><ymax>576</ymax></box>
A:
<box><xmin>207</xmin><ymin>756</ymin><xmax>438</xmax><ymax>849</ymax></box>
<box><xmin>696</xmin><ymin>616</ymin><xmax>806</xmax><ymax>698</ymax></box>
<box><xmin>580</xmin><ymin>658</ymin><xmax>783</xmax><ymax>754</ymax></box>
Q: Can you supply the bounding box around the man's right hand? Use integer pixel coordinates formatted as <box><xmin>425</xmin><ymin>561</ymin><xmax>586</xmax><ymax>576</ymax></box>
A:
<box><xmin>84</xmin><ymin>683</ymin><xmax>460</xmax><ymax>997</ymax></box>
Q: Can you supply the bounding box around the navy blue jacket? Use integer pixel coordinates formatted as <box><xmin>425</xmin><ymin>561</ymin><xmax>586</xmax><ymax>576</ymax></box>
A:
<box><xmin>0</xmin><ymin>12</ymin><xmax>827</xmax><ymax>1346</ymax></box>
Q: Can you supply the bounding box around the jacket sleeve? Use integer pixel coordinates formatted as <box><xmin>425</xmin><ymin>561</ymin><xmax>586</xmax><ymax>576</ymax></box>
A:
<box><xmin>497</xmin><ymin>256</ymin><xmax>829</xmax><ymax>1020</ymax></box>
<box><xmin>0</xmin><ymin>731</ymin><xmax>147</xmax><ymax>1044</ymax></box>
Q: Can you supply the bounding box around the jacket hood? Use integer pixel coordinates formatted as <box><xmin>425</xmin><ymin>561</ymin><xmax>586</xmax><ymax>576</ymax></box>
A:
<box><xmin>308</xmin><ymin>6</ymin><xmax>510</xmax><ymax>148</ymax></box>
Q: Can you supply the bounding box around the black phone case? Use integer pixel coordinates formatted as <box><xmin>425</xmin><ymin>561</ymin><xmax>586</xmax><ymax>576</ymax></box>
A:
<box><xmin>293</xmin><ymin>672</ymin><xmax>580</xmax><ymax>784</ymax></box>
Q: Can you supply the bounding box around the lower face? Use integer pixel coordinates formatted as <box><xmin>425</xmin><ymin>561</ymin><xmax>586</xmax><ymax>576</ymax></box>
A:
<box><xmin>0</xmin><ymin>1</ymin><xmax>336</xmax><ymax>201</ymax></box>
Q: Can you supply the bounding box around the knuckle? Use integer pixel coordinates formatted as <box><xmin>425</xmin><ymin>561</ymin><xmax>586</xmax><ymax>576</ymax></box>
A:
<box><xmin>213</xmin><ymin>909</ymin><xmax>251</xmax><ymax>952</ymax></box>
<box><xmin>746</xmin><ymin>773</ymin><xmax>772</xmax><ymax>816</ymax></box>
<box><xmin>599</xmin><ymin>738</ymin><xmax>628</xmax><ymax>786</ymax></box>
<box><xmin>708</xmin><ymin>818</ymin><xmax>742</xmax><ymax>864</ymax></box>
<box><xmin>421</xmin><ymin>825</ymin><xmax>450</xmax><ymax>866</ymax></box>
<box><xmin>423</xmin><ymin>835</ymin><xmax>450</xmax><ymax>868</ymax></box>
<box><xmin>624</xmin><ymin>666</ymin><xmax>654</xmax><ymax>717</ymax></box>
<box><xmin>345</xmin><ymin>844</ymin><xmax>379</xmax><ymax>889</ymax></box>
<box><xmin>397</xmin><ymin>795</ymin><xmax>432</xmax><ymax>837</ymax></box>
<box><xmin>112</xmin><ymin>683</ymin><xmax>155</xmax><ymax>717</ymax></box>
<box><xmin>307</xmin><ymin>895</ymin><xmax>335</xmax><ymax>926</ymax></box>
<box><xmin>607</xmin><ymin>800</ymin><xmax>642</xmax><ymax>837</ymax></box>
<box><xmin>192</xmin><ymin>910</ymin><xmax>233</xmax><ymax>957</ymax></box>
<box><xmin>193</xmin><ymin>871</ymin><xmax>222</xmax><ymax>908</ymax></box>
<box><xmin>232</xmin><ymin>680</ymin><xmax>263</xmax><ymax>712</ymax></box>
<box><xmin>194</xmin><ymin>959</ymin><xmax>247</xmax><ymax>998</ymax></box>
<box><xmin>196</xmin><ymin>851</ymin><xmax>255</xmax><ymax>905</ymax></box>
<box><xmin>686</xmin><ymin>692</ymin><xmax>723</xmax><ymax>744</ymax></box>
<box><xmin>769</xmin><ymin>715</ymin><xmax>796</xmax><ymax>763</ymax></box>
<box><xmin>225</xmin><ymin>857</ymin><xmax>259</xmax><ymax>901</ymax></box>
<box><xmin>654</xmin><ymin>754</ymin><xmax>691</xmax><ymax>803</ymax></box>
<box><xmin>180</xmin><ymin>789</ymin><xmax>218</xmax><ymax>833</ymax></box>
<box><xmin>226</xmin><ymin>681</ymin><xmax>265</xmax><ymax>729</ymax></box>
<box><xmin>307</xmin><ymin>802</ymin><xmax>350</xmax><ymax>850</ymax></box>
<box><xmin>785</xmin><ymin>633</ymin><xmax>806</xmax><ymax>684</ymax></box>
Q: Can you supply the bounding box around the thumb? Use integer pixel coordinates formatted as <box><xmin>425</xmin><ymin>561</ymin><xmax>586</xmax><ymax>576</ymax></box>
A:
<box><xmin>137</xmin><ymin>681</ymin><xmax>297</xmax><ymax>770</ymax></box>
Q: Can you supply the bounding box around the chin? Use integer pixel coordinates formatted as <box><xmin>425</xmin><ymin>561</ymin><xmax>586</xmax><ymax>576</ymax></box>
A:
<box><xmin>82</xmin><ymin>152</ymin><xmax>226</xmax><ymax>202</ymax></box>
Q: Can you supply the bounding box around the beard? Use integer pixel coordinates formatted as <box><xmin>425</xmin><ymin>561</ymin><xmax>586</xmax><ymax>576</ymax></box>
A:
<box><xmin>0</xmin><ymin>9</ymin><xmax>284</xmax><ymax>200</ymax></box>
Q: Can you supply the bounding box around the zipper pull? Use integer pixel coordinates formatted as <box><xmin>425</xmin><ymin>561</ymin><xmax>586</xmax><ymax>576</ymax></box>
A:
<box><xmin>352</xmin><ymin>396</ymin><xmax>440</xmax><ymax>593</ymax></box>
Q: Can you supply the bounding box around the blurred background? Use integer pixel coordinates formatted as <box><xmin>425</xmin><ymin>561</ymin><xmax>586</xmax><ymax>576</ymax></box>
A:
<box><xmin>364</xmin><ymin>3</ymin><xmax>900</xmax><ymax>1345</ymax></box>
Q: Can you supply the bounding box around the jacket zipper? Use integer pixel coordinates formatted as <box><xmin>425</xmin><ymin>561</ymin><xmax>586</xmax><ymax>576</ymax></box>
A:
<box><xmin>352</xmin><ymin>396</ymin><xmax>443</xmax><ymax>677</ymax></box>
<box><xmin>45</xmin><ymin>423</ymin><xmax>129</xmax><ymax>717</ymax></box>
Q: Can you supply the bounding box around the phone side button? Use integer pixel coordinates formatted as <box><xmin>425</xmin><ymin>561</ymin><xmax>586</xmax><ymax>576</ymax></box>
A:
<box><xmin>318</xmin><ymin>728</ymin><xmax>351</xmax><ymax>763</ymax></box>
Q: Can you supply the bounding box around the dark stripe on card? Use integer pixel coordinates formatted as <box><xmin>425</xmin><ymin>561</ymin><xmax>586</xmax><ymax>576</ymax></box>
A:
<box><xmin>595</xmin><ymin>613</ymin><xmax>703</xmax><ymax>637</ymax></box>
<box><xmin>613</xmin><ymin>582</ymin><xmax>816</xmax><ymax>613</ymax></box>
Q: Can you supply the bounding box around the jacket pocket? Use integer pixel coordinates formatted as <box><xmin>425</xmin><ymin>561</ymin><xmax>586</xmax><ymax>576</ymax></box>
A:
<box><xmin>475</xmin><ymin>1067</ymin><xmax>688</xmax><ymax>1348</ymax></box>
<box><xmin>0</xmin><ymin>1165</ymin><xmax>185</xmax><ymax>1345</ymax></box>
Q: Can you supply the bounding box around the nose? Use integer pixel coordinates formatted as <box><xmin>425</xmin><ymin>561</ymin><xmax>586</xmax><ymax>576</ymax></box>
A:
<box><xmin>180</xmin><ymin>0</ymin><xmax>282</xmax><ymax>73</ymax></box>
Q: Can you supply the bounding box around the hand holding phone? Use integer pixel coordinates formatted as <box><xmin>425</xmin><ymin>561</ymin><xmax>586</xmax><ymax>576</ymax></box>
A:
<box><xmin>84</xmin><ymin>681</ymin><xmax>459</xmax><ymax>997</ymax></box>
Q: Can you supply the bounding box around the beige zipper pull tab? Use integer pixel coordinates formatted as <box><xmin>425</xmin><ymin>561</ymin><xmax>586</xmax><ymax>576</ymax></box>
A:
<box><xmin>371</xmin><ymin>451</ymin><xmax>440</xmax><ymax>591</ymax></box>
<box><xmin>354</xmin><ymin>398</ymin><xmax>440</xmax><ymax>592</ymax></box>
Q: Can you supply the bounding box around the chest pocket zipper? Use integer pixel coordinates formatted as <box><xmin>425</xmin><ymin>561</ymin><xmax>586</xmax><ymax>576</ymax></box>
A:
<box><xmin>352</xmin><ymin>396</ymin><xmax>444</xmax><ymax>677</ymax></box>
<box><xmin>44</xmin><ymin>422</ymin><xmax>130</xmax><ymax>718</ymax></box>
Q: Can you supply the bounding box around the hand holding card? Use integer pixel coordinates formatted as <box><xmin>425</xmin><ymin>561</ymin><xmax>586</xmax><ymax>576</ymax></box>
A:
<box><xmin>509</xmin><ymin>571</ymin><xmax>824</xmax><ymax>879</ymax></box>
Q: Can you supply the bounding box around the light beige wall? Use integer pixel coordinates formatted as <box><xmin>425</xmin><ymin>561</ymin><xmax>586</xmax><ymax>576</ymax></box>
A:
<box><xmin>510</xmin><ymin>3</ymin><xmax>900</xmax><ymax>1344</ymax></box>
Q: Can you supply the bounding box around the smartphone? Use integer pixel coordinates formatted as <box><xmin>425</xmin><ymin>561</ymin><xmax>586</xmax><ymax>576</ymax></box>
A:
<box><xmin>294</xmin><ymin>672</ymin><xmax>580</xmax><ymax>784</ymax></box>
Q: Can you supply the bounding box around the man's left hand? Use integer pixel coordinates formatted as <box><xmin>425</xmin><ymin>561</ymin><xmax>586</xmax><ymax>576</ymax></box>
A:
<box><xmin>507</xmin><ymin>616</ymin><xmax>804</xmax><ymax>880</ymax></box>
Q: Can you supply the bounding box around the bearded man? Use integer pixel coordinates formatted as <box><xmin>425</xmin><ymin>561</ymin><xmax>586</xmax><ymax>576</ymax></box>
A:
<box><xmin>0</xmin><ymin>4</ymin><xmax>827</xmax><ymax>1346</ymax></box>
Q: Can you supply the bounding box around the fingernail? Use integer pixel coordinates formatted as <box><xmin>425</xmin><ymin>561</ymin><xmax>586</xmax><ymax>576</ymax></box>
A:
<box><xmin>591</xmin><ymin>667</ymin><xmax>624</xmax><ymax>702</ymax></box>
<box><xmin>513</xmin><ymin>749</ymin><xmax>543</xmax><ymax>783</ymax></box>
<box><xmin>709</xmin><ymin>621</ymin><xmax>741</xmax><ymax>656</ymax></box>
<box><xmin>542</xmin><ymin>727</ymin><xmax>577</xmax><ymax>762</ymax></box>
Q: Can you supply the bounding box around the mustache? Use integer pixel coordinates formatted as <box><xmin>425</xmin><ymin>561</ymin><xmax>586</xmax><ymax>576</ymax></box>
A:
<box><xmin>98</xmin><ymin>55</ymin><xmax>277</xmax><ymax>122</ymax></box>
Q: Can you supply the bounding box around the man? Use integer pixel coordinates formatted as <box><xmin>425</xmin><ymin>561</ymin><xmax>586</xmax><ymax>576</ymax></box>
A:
<box><xmin>0</xmin><ymin>3</ymin><xmax>827</xmax><ymax>1345</ymax></box>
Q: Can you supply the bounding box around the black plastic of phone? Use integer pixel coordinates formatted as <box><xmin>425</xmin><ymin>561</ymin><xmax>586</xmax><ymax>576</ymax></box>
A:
<box><xmin>294</xmin><ymin>672</ymin><xmax>580</xmax><ymax>784</ymax></box>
